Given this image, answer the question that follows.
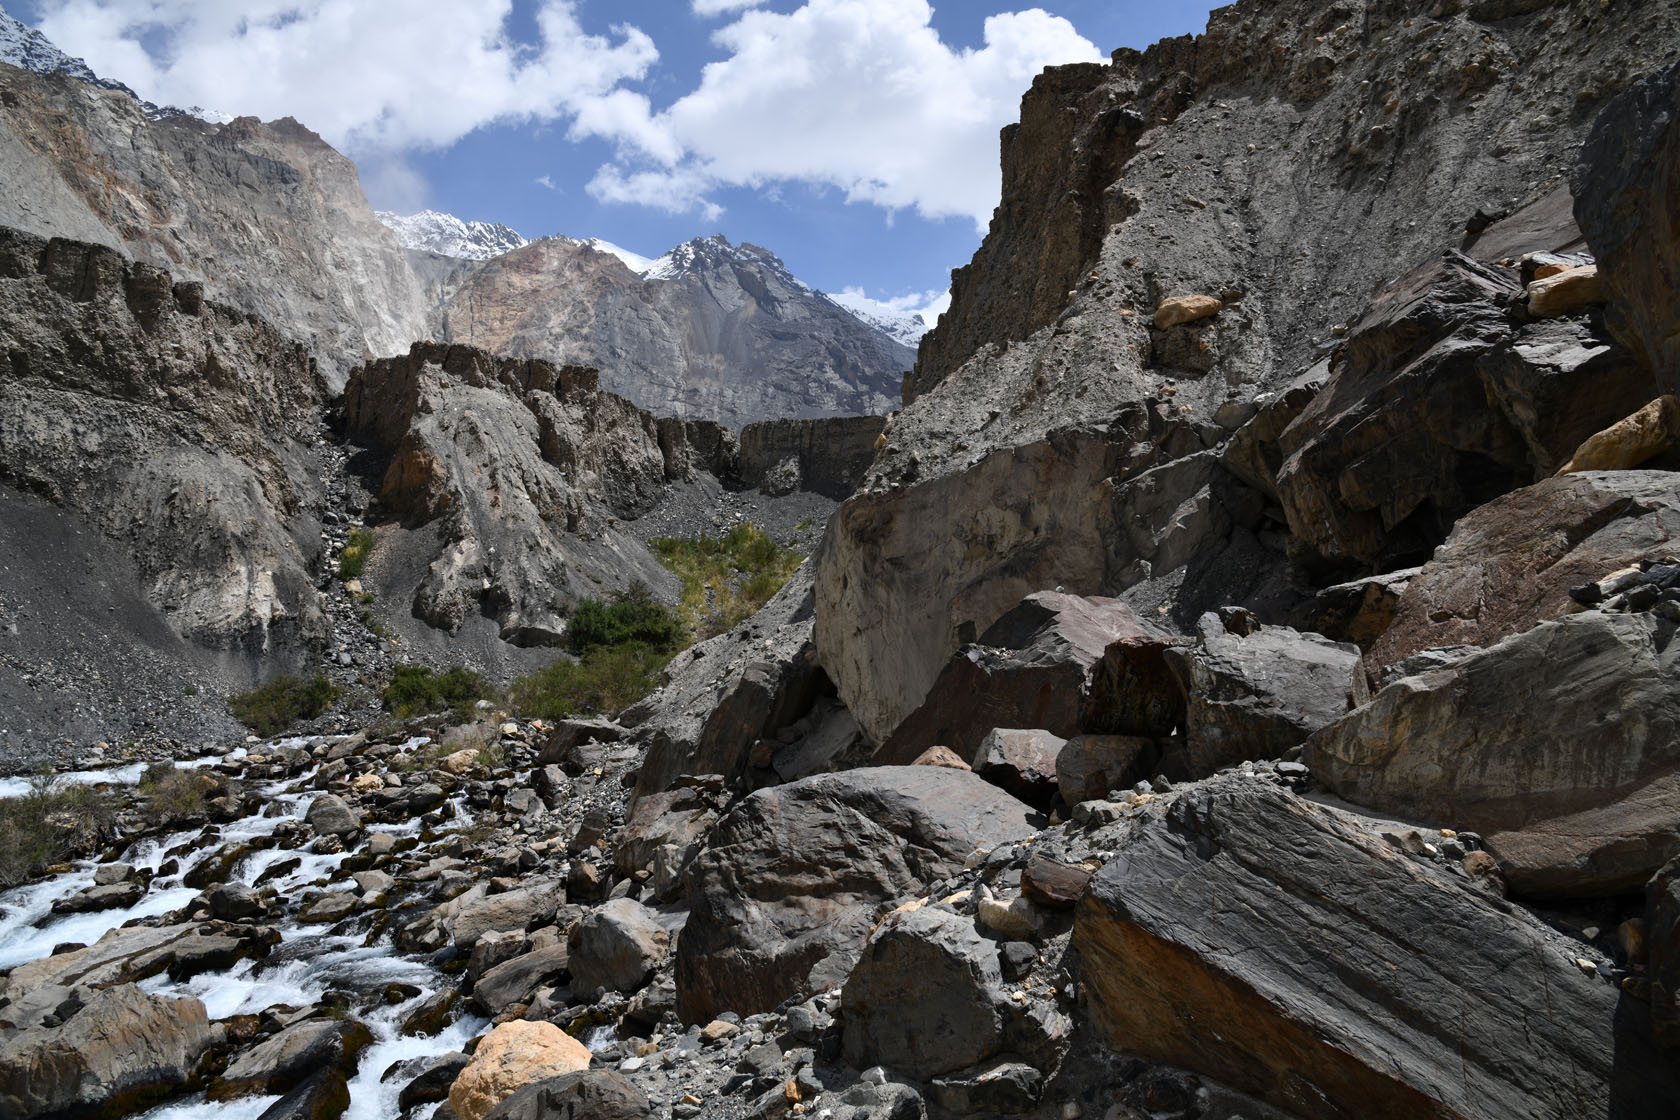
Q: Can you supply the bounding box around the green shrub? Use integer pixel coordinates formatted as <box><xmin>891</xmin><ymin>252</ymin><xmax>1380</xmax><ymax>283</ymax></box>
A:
<box><xmin>510</xmin><ymin>644</ymin><xmax>668</xmax><ymax>720</ymax></box>
<box><xmin>382</xmin><ymin>665</ymin><xmax>494</xmax><ymax>721</ymax></box>
<box><xmin>0</xmin><ymin>774</ymin><xmax>119</xmax><ymax>886</ymax></box>
<box><xmin>338</xmin><ymin>528</ymin><xmax>375</xmax><ymax>579</ymax></box>
<box><xmin>650</xmin><ymin>523</ymin><xmax>801</xmax><ymax>639</ymax></box>
<box><xmin>566</xmin><ymin>585</ymin><xmax>688</xmax><ymax>655</ymax></box>
<box><xmin>138</xmin><ymin>764</ymin><xmax>210</xmax><ymax>823</ymax></box>
<box><xmin>229</xmin><ymin>673</ymin><xmax>340</xmax><ymax>736</ymax></box>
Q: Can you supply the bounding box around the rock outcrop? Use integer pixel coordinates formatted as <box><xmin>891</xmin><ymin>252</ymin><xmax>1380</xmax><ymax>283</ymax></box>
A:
<box><xmin>341</xmin><ymin>342</ymin><xmax>687</xmax><ymax>645</ymax></box>
<box><xmin>0</xmin><ymin>226</ymin><xmax>329</xmax><ymax>664</ymax></box>
<box><xmin>1076</xmin><ymin>776</ymin><xmax>1615</xmax><ymax>1120</ymax></box>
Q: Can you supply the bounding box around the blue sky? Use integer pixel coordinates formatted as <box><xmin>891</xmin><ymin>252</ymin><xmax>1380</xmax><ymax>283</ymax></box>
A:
<box><xmin>12</xmin><ymin>1</ymin><xmax>1219</xmax><ymax>319</ymax></box>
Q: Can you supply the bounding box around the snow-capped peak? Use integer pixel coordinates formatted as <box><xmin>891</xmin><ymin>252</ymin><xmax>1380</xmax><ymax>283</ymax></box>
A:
<box><xmin>377</xmin><ymin>210</ymin><xmax>527</xmax><ymax>261</ymax></box>
<box><xmin>1</xmin><ymin>7</ymin><xmax>231</xmax><ymax>124</ymax></box>
<box><xmin>582</xmin><ymin>238</ymin><xmax>655</xmax><ymax>273</ymax></box>
<box><xmin>827</xmin><ymin>289</ymin><xmax>941</xmax><ymax>348</ymax></box>
<box><xmin>643</xmin><ymin>234</ymin><xmax>810</xmax><ymax>292</ymax></box>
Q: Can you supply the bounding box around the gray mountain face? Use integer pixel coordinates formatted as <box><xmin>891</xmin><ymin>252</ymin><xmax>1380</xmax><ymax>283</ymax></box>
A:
<box><xmin>422</xmin><ymin>234</ymin><xmax>912</xmax><ymax>428</ymax></box>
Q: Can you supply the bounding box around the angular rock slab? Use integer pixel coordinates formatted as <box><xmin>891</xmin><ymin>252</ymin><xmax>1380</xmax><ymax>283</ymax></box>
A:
<box><xmin>1574</xmin><ymin>58</ymin><xmax>1680</xmax><ymax>389</ymax></box>
<box><xmin>1074</xmin><ymin>777</ymin><xmax>1614</xmax><ymax>1120</ymax></box>
<box><xmin>1366</xmin><ymin>470</ymin><xmax>1680</xmax><ymax>680</ymax></box>
<box><xmin>879</xmin><ymin>591</ymin><xmax>1181</xmax><ymax>766</ymax></box>
<box><xmin>1311</xmin><ymin>610</ymin><xmax>1680</xmax><ymax>897</ymax></box>
<box><xmin>0</xmin><ymin>984</ymin><xmax>212</xmax><ymax>1118</ymax></box>
<box><xmin>1165</xmin><ymin>611</ymin><xmax>1366</xmax><ymax>777</ymax></box>
<box><xmin>675</xmin><ymin>766</ymin><xmax>1038</xmax><ymax>1023</ymax></box>
<box><xmin>485</xmin><ymin>1069</ymin><xmax>652</xmax><ymax>1120</ymax></box>
<box><xmin>567</xmin><ymin>898</ymin><xmax>671</xmax><ymax>1001</ymax></box>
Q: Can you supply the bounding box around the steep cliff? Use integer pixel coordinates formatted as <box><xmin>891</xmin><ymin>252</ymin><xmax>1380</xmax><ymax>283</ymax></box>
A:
<box><xmin>818</xmin><ymin>0</ymin><xmax>1680</xmax><ymax>743</ymax></box>
<box><xmin>0</xmin><ymin>65</ymin><xmax>430</xmax><ymax>386</ymax></box>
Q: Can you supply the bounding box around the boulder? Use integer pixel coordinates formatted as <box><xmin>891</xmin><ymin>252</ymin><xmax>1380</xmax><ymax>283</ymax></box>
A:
<box><xmin>567</xmin><ymin>899</ymin><xmax>671</xmax><ymax>1000</ymax></box>
<box><xmin>1165</xmin><ymin>611</ymin><xmax>1366</xmax><ymax>776</ymax></box>
<box><xmin>911</xmin><ymin>746</ymin><xmax>970</xmax><ymax>770</ymax></box>
<box><xmin>1573</xmin><ymin>59</ymin><xmax>1680</xmax><ymax>388</ymax></box>
<box><xmin>1153</xmin><ymin>294</ymin><xmax>1222</xmax><ymax>329</ymax></box>
<box><xmin>1555</xmin><ymin>395</ymin><xmax>1680</xmax><ymax>475</ymax></box>
<box><xmin>841</xmin><ymin>906</ymin><xmax>1009</xmax><ymax>1080</ymax></box>
<box><xmin>878</xmin><ymin>591</ymin><xmax>1181</xmax><ymax>766</ymax></box>
<box><xmin>1365</xmin><ymin>471</ymin><xmax>1680</xmax><ymax>680</ymax></box>
<box><xmin>675</xmin><ymin>766</ymin><xmax>1038</xmax><ymax>1023</ymax></box>
<box><xmin>470</xmin><ymin>945</ymin><xmax>571</xmax><ymax>1017</ymax></box>
<box><xmin>613</xmin><ymin>790</ymin><xmax>716</xmax><ymax>902</ymax></box>
<box><xmin>1055</xmin><ymin>734</ymin><xmax>1157</xmax><ymax>806</ymax></box>
<box><xmin>969</xmin><ymin>728</ymin><xmax>1064</xmax><ymax>807</ymax></box>
<box><xmin>1020</xmin><ymin>855</ymin><xmax>1095</xmax><ymax>910</ymax></box>
<box><xmin>398</xmin><ymin>1052</ymin><xmax>469</xmax><ymax>1110</ymax></box>
<box><xmin>211</xmin><ymin>1018</ymin><xmax>372</xmax><ymax>1100</ymax></box>
<box><xmin>1303</xmin><ymin>566</ymin><xmax>1418</xmax><ymax>651</ymax></box>
<box><xmin>1309</xmin><ymin>611</ymin><xmax>1680</xmax><ymax>897</ymax></box>
<box><xmin>0</xmin><ymin>985</ymin><xmax>212</xmax><ymax>1118</ymax></box>
<box><xmin>1523</xmin><ymin>264</ymin><xmax>1603</xmax><ymax>318</ymax></box>
<box><xmin>254</xmin><ymin>1069</ymin><xmax>350</xmax><ymax>1120</ymax></box>
<box><xmin>440</xmin><ymin>880</ymin><xmax>563</xmax><ymax>949</ymax></box>
<box><xmin>484</xmin><ymin>1069</ymin><xmax>652</xmax><ymax>1120</ymax></box>
<box><xmin>537</xmin><ymin>718</ymin><xmax>628</xmax><ymax>769</ymax></box>
<box><xmin>304</xmin><ymin>794</ymin><xmax>361</xmax><ymax>838</ymax></box>
<box><xmin>448</xmin><ymin>1021</ymin><xmax>591</xmax><ymax>1120</ymax></box>
<box><xmin>209</xmin><ymin>883</ymin><xmax>263</xmax><ymax>920</ymax></box>
<box><xmin>1075</xmin><ymin>776</ymin><xmax>1614</xmax><ymax>1120</ymax></box>
<box><xmin>628</xmin><ymin>563</ymin><xmax>827</xmax><ymax>800</ymax></box>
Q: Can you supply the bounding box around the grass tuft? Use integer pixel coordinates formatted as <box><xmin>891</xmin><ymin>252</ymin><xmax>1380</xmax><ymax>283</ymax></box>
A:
<box><xmin>650</xmin><ymin>523</ymin><xmax>802</xmax><ymax>639</ymax></box>
<box><xmin>381</xmin><ymin>665</ymin><xmax>495</xmax><ymax>722</ymax></box>
<box><xmin>338</xmin><ymin>528</ymin><xmax>375</xmax><ymax>579</ymax></box>
<box><xmin>230</xmin><ymin>673</ymin><xmax>340</xmax><ymax>737</ymax></box>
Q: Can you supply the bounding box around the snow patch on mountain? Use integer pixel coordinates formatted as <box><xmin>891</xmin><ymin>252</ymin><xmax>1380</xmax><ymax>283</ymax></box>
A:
<box><xmin>377</xmin><ymin>210</ymin><xmax>527</xmax><ymax>260</ymax></box>
<box><xmin>644</xmin><ymin>234</ymin><xmax>812</xmax><ymax>293</ymax></box>
<box><xmin>0</xmin><ymin>7</ymin><xmax>229</xmax><ymax>124</ymax></box>
<box><xmin>828</xmin><ymin>288</ymin><xmax>943</xmax><ymax>347</ymax></box>
<box><xmin>582</xmin><ymin>238</ymin><xmax>655</xmax><ymax>273</ymax></box>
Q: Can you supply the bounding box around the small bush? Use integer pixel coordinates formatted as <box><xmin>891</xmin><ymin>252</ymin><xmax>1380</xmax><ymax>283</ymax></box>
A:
<box><xmin>382</xmin><ymin>665</ymin><xmax>494</xmax><ymax>722</ymax></box>
<box><xmin>338</xmin><ymin>528</ymin><xmax>375</xmax><ymax>579</ymax></box>
<box><xmin>138</xmin><ymin>764</ymin><xmax>210</xmax><ymax>823</ymax></box>
<box><xmin>566</xmin><ymin>585</ymin><xmax>688</xmax><ymax>655</ymax></box>
<box><xmin>510</xmin><ymin>644</ymin><xmax>667</xmax><ymax>720</ymax></box>
<box><xmin>651</xmin><ymin>523</ymin><xmax>802</xmax><ymax>639</ymax></box>
<box><xmin>0</xmin><ymin>774</ymin><xmax>119</xmax><ymax>887</ymax></box>
<box><xmin>230</xmin><ymin>673</ymin><xmax>340</xmax><ymax>736</ymax></box>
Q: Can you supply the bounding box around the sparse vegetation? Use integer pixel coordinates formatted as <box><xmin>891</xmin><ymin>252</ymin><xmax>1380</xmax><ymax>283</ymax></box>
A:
<box><xmin>565</xmin><ymin>584</ymin><xmax>689</xmax><ymax>655</ymax></box>
<box><xmin>651</xmin><ymin>523</ymin><xmax>803</xmax><ymax>639</ymax></box>
<box><xmin>229</xmin><ymin>673</ymin><xmax>340</xmax><ymax>736</ymax></box>
<box><xmin>0</xmin><ymin>771</ymin><xmax>119</xmax><ymax>887</ymax></box>
<box><xmin>381</xmin><ymin>665</ymin><xmax>495</xmax><ymax>722</ymax></box>
<box><xmin>338</xmin><ymin>527</ymin><xmax>375</xmax><ymax>579</ymax></box>
<box><xmin>137</xmin><ymin>762</ymin><xmax>211</xmax><ymax>823</ymax></box>
<box><xmin>510</xmin><ymin>643</ymin><xmax>669</xmax><ymax>720</ymax></box>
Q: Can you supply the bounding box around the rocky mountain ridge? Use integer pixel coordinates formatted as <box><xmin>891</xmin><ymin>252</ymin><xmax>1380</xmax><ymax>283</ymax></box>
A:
<box><xmin>377</xmin><ymin>210</ymin><xmax>528</xmax><ymax>261</ymax></box>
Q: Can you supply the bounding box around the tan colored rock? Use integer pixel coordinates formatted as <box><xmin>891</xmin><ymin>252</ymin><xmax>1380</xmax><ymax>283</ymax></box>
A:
<box><xmin>1524</xmin><ymin>264</ymin><xmax>1602</xmax><ymax>318</ymax></box>
<box><xmin>439</xmin><ymin>748</ymin><xmax>481</xmax><ymax>775</ymax></box>
<box><xmin>1153</xmin><ymin>294</ymin><xmax>1223</xmax><ymax>329</ymax></box>
<box><xmin>912</xmin><ymin>745</ymin><xmax>970</xmax><ymax>770</ymax></box>
<box><xmin>350</xmin><ymin>773</ymin><xmax>384</xmax><ymax>794</ymax></box>
<box><xmin>1554</xmin><ymin>395</ymin><xmax>1680</xmax><ymax>475</ymax></box>
<box><xmin>449</xmin><ymin>1021</ymin><xmax>591</xmax><ymax>1120</ymax></box>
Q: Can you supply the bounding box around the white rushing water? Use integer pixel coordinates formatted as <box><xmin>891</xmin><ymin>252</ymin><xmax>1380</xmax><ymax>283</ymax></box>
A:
<box><xmin>0</xmin><ymin>737</ymin><xmax>479</xmax><ymax>1120</ymax></box>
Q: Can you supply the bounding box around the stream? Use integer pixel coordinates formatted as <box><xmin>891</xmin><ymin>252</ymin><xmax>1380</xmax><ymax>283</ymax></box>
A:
<box><xmin>0</xmin><ymin>739</ymin><xmax>489</xmax><ymax>1120</ymax></box>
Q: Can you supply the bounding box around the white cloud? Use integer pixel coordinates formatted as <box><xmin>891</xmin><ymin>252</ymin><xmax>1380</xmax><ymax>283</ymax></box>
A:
<box><xmin>535</xmin><ymin>174</ymin><xmax>558</xmax><ymax>191</ymax></box>
<box><xmin>31</xmin><ymin>0</ymin><xmax>658</xmax><ymax>155</ymax></box>
<box><xmin>691</xmin><ymin>0</ymin><xmax>766</xmax><ymax>15</ymax></box>
<box><xmin>582</xmin><ymin>0</ymin><xmax>1102</xmax><ymax>230</ymax></box>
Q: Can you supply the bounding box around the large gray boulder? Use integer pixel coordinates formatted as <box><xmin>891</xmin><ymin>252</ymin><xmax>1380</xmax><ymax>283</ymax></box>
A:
<box><xmin>439</xmin><ymin>880</ymin><xmax>564</xmax><ymax>950</ymax></box>
<box><xmin>1573</xmin><ymin>59</ymin><xmax>1680</xmax><ymax>390</ymax></box>
<box><xmin>877</xmin><ymin>591</ymin><xmax>1181</xmax><ymax>766</ymax></box>
<box><xmin>1165</xmin><ymin>610</ymin><xmax>1366</xmax><ymax>776</ymax></box>
<box><xmin>210</xmin><ymin>1018</ymin><xmax>373</xmax><ymax>1100</ymax></box>
<box><xmin>842</xmin><ymin>906</ymin><xmax>1009</xmax><ymax>1080</ymax></box>
<box><xmin>567</xmin><ymin>899</ymin><xmax>672</xmax><ymax>1001</ymax></box>
<box><xmin>1308</xmin><ymin>610</ymin><xmax>1680</xmax><ymax>898</ymax></box>
<box><xmin>675</xmin><ymin>766</ymin><xmax>1038</xmax><ymax>1023</ymax></box>
<box><xmin>484</xmin><ymin>1069</ymin><xmax>652</xmax><ymax>1120</ymax></box>
<box><xmin>304</xmin><ymin>793</ymin><xmax>361</xmax><ymax>838</ymax></box>
<box><xmin>0</xmin><ymin>984</ymin><xmax>212</xmax><ymax>1118</ymax></box>
<box><xmin>1075</xmin><ymin>776</ymin><xmax>1614</xmax><ymax>1120</ymax></box>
